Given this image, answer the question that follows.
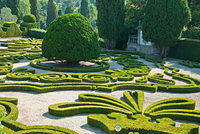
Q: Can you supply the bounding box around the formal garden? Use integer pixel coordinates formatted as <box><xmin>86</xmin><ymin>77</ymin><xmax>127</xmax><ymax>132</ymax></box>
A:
<box><xmin>0</xmin><ymin>0</ymin><xmax>200</xmax><ymax>134</ymax></box>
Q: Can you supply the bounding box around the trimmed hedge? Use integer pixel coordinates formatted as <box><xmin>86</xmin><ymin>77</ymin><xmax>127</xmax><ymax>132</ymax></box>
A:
<box><xmin>87</xmin><ymin>112</ymin><xmax>199</xmax><ymax>134</ymax></box>
<box><xmin>179</xmin><ymin>60</ymin><xmax>200</xmax><ymax>68</ymax></box>
<box><xmin>30</xmin><ymin>58</ymin><xmax>110</xmax><ymax>72</ymax></box>
<box><xmin>169</xmin><ymin>38</ymin><xmax>200</xmax><ymax>62</ymax></box>
<box><xmin>123</xmin><ymin>90</ymin><xmax>144</xmax><ymax>114</ymax></box>
<box><xmin>26</xmin><ymin>28</ymin><xmax>46</xmax><ymax>39</ymax></box>
<box><xmin>49</xmin><ymin>102</ymin><xmax>133</xmax><ymax>117</ymax></box>
<box><xmin>0</xmin><ymin>97</ymin><xmax>78</xmax><ymax>134</ymax></box>
<box><xmin>144</xmin><ymin>98</ymin><xmax>195</xmax><ymax>115</ymax></box>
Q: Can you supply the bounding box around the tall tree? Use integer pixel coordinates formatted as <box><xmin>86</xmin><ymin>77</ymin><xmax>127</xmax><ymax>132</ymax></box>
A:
<box><xmin>142</xmin><ymin>0</ymin><xmax>191</xmax><ymax>58</ymax></box>
<box><xmin>6</xmin><ymin>0</ymin><xmax>22</xmax><ymax>22</ymax></box>
<box><xmin>96</xmin><ymin>0</ymin><xmax>125</xmax><ymax>49</ymax></box>
<box><xmin>46</xmin><ymin>0</ymin><xmax>58</xmax><ymax>28</ymax></box>
<box><xmin>80</xmin><ymin>0</ymin><xmax>89</xmax><ymax>18</ymax></box>
<box><xmin>29</xmin><ymin>0</ymin><xmax>40</xmax><ymax>28</ymax></box>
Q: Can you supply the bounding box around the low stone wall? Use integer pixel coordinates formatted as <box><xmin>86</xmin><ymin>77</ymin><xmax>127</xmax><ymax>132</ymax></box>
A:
<box><xmin>127</xmin><ymin>43</ymin><xmax>159</xmax><ymax>55</ymax></box>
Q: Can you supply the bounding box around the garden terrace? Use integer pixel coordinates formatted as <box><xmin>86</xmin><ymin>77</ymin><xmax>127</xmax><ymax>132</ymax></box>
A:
<box><xmin>0</xmin><ymin>38</ymin><xmax>200</xmax><ymax>133</ymax></box>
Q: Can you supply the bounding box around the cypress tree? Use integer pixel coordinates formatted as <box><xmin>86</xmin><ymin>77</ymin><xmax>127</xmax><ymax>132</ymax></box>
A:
<box><xmin>46</xmin><ymin>0</ymin><xmax>58</xmax><ymax>28</ymax></box>
<box><xmin>96</xmin><ymin>0</ymin><xmax>125</xmax><ymax>49</ymax></box>
<box><xmin>6</xmin><ymin>0</ymin><xmax>22</xmax><ymax>22</ymax></box>
<box><xmin>142</xmin><ymin>0</ymin><xmax>191</xmax><ymax>58</ymax></box>
<box><xmin>80</xmin><ymin>0</ymin><xmax>89</xmax><ymax>18</ymax></box>
<box><xmin>29</xmin><ymin>0</ymin><xmax>40</xmax><ymax>28</ymax></box>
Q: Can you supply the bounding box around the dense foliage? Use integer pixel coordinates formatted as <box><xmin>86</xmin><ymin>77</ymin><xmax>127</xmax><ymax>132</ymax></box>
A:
<box><xmin>142</xmin><ymin>0</ymin><xmax>191</xmax><ymax>58</ymax></box>
<box><xmin>20</xmin><ymin>14</ymin><xmax>37</xmax><ymax>31</ymax></box>
<box><xmin>5</xmin><ymin>0</ymin><xmax>22</xmax><ymax>22</ymax></box>
<box><xmin>27</xmin><ymin>28</ymin><xmax>46</xmax><ymax>39</ymax></box>
<box><xmin>29</xmin><ymin>0</ymin><xmax>40</xmax><ymax>28</ymax></box>
<box><xmin>23</xmin><ymin>14</ymin><xmax>36</xmax><ymax>23</ymax></box>
<box><xmin>96</xmin><ymin>0</ymin><xmax>125</xmax><ymax>49</ymax></box>
<box><xmin>42</xmin><ymin>13</ymin><xmax>100</xmax><ymax>63</ymax></box>
<box><xmin>46</xmin><ymin>0</ymin><xmax>58</xmax><ymax>28</ymax></box>
<box><xmin>182</xmin><ymin>26</ymin><xmax>200</xmax><ymax>40</ymax></box>
<box><xmin>80</xmin><ymin>0</ymin><xmax>89</xmax><ymax>18</ymax></box>
<box><xmin>169</xmin><ymin>38</ymin><xmax>200</xmax><ymax>62</ymax></box>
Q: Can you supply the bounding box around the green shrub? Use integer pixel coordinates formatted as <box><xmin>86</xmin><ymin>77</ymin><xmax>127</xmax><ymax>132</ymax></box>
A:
<box><xmin>1</xmin><ymin>22</ymin><xmax>22</xmax><ymax>37</ymax></box>
<box><xmin>26</xmin><ymin>28</ymin><xmax>46</xmax><ymax>39</ymax></box>
<box><xmin>30</xmin><ymin>58</ymin><xmax>110</xmax><ymax>72</ymax></box>
<box><xmin>0</xmin><ymin>27</ymin><xmax>6</xmax><ymax>37</ymax></box>
<box><xmin>22</xmin><ymin>14</ymin><xmax>36</xmax><ymax>23</ymax></box>
<box><xmin>42</xmin><ymin>13</ymin><xmax>100</xmax><ymax>63</ymax></box>
<box><xmin>20</xmin><ymin>22</ymin><xmax>37</xmax><ymax>31</ymax></box>
<box><xmin>2</xmin><ymin>22</ymin><xmax>16</xmax><ymax>31</ymax></box>
<box><xmin>87</xmin><ymin>112</ymin><xmax>199</xmax><ymax>134</ymax></box>
<box><xmin>169</xmin><ymin>38</ymin><xmax>200</xmax><ymax>62</ymax></box>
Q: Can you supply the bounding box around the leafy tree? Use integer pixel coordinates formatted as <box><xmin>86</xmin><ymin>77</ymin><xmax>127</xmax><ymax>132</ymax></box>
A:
<box><xmin>21</xmin><ymin>0</ymin><xmax>31</xmax><ymax>15</ymax></box>
<box><xmin>96</xmin><ymin>0</ymin><xmax>125</xmax><ymax>49</ymax></box>
<box><xmin>38</xmin><ymin>0</ymin><xmax>48</xmax><ymax>29</ymax></box>
<box><xmin>0</xmin><ymin>0</ymin><xmax>7</xmax><ymax>10</ymax></box>
<box><xmin>42</xmin><ymin>13</ymin><xmax>100</xmax><ymax>63</ymax></box>
<box><xmin>46</xmin><ymin>0</ymin><xmax>58</xmax><ymax>28</ymax></box>
<box><xmin>5</xmin><ymin>0</ymin><xmax>22</xmax><ymax>22</ymax></box>
<box><xmin>0</xmin><ymin>8</ymin><xmax>18</xmax><ymax>25</ymax></box>
<box><xmin>142</xmin><ymin>0</ymin><xmax>191</xmax><ymax>58</ymax></box>
<box><xmin>29</xmin><ymin>0</ymin><xmax>40</xmax><ymax>28</ymax></box>
<box><xmin>80</xmin><ymin>0</ymin><xmax>89</xmax><ymax>18</ymax></box>
<box><xmin>65</xmin><ymin>6</ymin><xmax>73</xmax><ymax>14</ymax></box>
<box><xmin>125</xmin><ymin>0</ymin><xmax>147</xmax><ymax>34</ymax></box>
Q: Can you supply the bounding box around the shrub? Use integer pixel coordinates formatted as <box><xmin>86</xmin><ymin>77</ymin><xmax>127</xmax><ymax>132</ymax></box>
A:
<box><xmin>169</xmin><ymin>38</ymin><xmax>200</xmax><ymax>62</ymax></box>
<box><xmin>20</xmin><ymin>14</ymin><xmax>37</xmax><ymax>31</ymax></box>
<box><xmin>5</xmin><ymin>23</ymin><xmax>22</xmax><ymax>37</ymax></box>
<box><xmin>0</xmin><ymin>27</ymin><xmax>6</xmax><ymax>37</ymax></box>
<box><xmin>42</xmin><ymin>13</ymin><xmax>100</xmax><ymax>63</ymax></box>
<box><xmin>22</xmin><ymin>14</ymin><xmax>36</xmax><ymax>23</ymax></box>
<box><xmin>26</xmin><ymin>28</ymin><xmax>46</xmax><ymax>39</ymax></box>
<box><xmin>2</xmin><ymin>22</ymin><xmax>16</xmax><ymax>31</ymax></box>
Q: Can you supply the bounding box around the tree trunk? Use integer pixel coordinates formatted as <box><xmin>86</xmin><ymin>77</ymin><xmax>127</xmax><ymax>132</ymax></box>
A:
<box><xmin>104</xmin><ymin>39</ymin><xmax>116</xmax><ymax>49</ymax></box>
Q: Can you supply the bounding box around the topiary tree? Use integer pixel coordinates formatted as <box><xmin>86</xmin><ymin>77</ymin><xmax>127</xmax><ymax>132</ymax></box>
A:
<box><xmin>20</xmin><ymin>14</ymin><xmax>37</xmax><ymax>31</ymax></box>
<box><xmin>23</xmin><ymin>14</ymin><xmax>36</xmax><ymax>23</ymax></box>
<box><xmin>142</xmin><ymin>0</ymin><xmax>191</xmax><ymax>58</ymax></box>
<box><xmin>42</xmin><ymin>13</ymin><xmax>100</xmax><ymax>63</ymax></box>
<box><xmin>96</xmin><ymin>0</ymin><xmax>125</xmax><ymax>49</ymax></box>
<box><xmin>46</xmin><ymin>0</ymin><xmax>58</xmax><ymax>28</ymax></box>
<box><xmin>80</xmin><ymin>0</ymin><xmax>89</xmax><ymax>18</ymax></box>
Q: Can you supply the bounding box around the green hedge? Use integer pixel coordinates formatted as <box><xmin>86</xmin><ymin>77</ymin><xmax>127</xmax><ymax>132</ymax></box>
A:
<box><xmin>144</xmin><ymin>98</ymin><xmax>195</xmax><ymax>115</ymax></box>
<box><xmin>87</xmin><ymin>112</ymin><xmax>199</xmax><ymax>134</ymax></box>
<box><xmin>179</xmin><ymin>60</ymin><xmax>200</xmax><ymax>68</ymax></box>
<box><xmin>26</xmin><ymin>28</ymin><xmax>46</xmax><ymax>39</ymax></box>
<box><xmin>48</xmin><ymin>102</ymin><xmax>133</xmax><ymax>117</ymax></box>
<box><xmin>30</xmin><ymin>58</ymin><xmax>110</xmax><ymax>72</ymax></box>
<box><xmin>169</xmin><ymin>38</ymin><xmax>200</xmax><ymax>62</ymax></box>
<box><xmin>0</xmin><ymin>96</ymin><xmax>78</xmax><ymax>134</ymax></box>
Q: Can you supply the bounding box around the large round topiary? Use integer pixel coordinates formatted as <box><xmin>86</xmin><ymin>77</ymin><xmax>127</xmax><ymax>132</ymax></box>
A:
<box><xmin>42</xmin><ymin>13</ymin><xmax>100</xmax><ymax>63</ymax></box>
<box><xmin>23</xmin><ymin>14</ymin><xmax>36</xmax><ymax>23</ymax></box>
